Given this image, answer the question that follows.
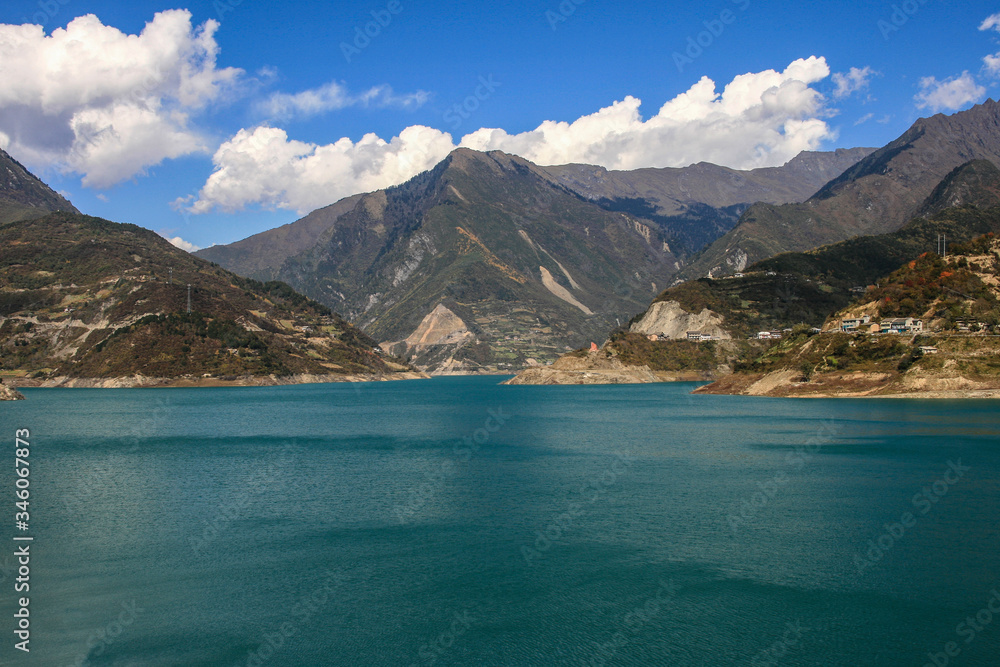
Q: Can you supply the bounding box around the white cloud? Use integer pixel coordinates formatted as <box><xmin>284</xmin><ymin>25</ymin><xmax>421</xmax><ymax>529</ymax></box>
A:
<box><xmin>164</xmin><ymin>235</ymin><xmax>200</xmax><ymax>252</ymax></box>
<box><xmin>0</xmin><ymin>11</ymin><xmax>241</xmax><ymax>187</ymax></box>
<box><xmin>914</xmin><ymin>72</ymin><xmax>986</xmax><ymax>112</ymax></box>
<box><xmin>183</xmin><ymin>57</ymin><xmax>838</xmax><ymax>214</ymax></box>
<box><xmin>985</xmin><ymin>53</ymin><xmax>1000</xmax><ymax>76</ymax></box>
<box><xmin>854</xmin><ymin>113</ymin><xmax>874</xmax><ymax>126</ymax></box>
<box><xmin>258</xmin><ymin>82</ymin><xmax>429</xmax><ymax>121</ymax></box>
<box><xmin>832</xmin><ymin>66</ymin><xmax>875</xmax><ymax>99</ymax></box>
<box><xmin>980</xmin><ymin>13</ymin><xmax>1000</xmax><ymax>32</ymax></box>
<box><xmin>979</xmin><ymin>14</ymin><xmax>1000</xmax><ymax>77</ymax></box>
<box><xmin>179</xmin><ymin>124</ymin><xmax>456</xmax><ymax>214</ymax></box>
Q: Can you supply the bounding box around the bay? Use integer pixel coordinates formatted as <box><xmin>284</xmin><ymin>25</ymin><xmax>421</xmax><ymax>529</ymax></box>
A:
<box><xmin>3</xmin><ymin>376</ymin><xmax>999</xmax><ymax>666</ymax></box>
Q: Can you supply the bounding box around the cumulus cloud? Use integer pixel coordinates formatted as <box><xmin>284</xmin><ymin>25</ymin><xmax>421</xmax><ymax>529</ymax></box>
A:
<box><xmin>179</xmin><ymin>124</ymin><xmax>456</xmax><ymax>214</ymax></box>
<box><xmin>914</xmin><ymin>72</ymin><xmax>986</xmax><ymax>112</ymax></box>
<box><xmin>183</xmin><ymin>56</ymin><xmax>838</xmax><ymax>214</ymax></box>
<box><xmin>0</xmin><ymin>10</ymin><xmax>241</xmax><ymax>187</ymax></box>
<box><xmin>979</xmin><ymin>15</ymin><xmax>1000</xmax><ymax>76</ymax></box>
<box><xmin>257</xmin><ymin>82</ymin><xmax>430</xmax><ymax>121</ymax></box>
<box><xmin>165</xmin><ymin>235</ymin><xmax>200</xmax><ymax>252</ymax></box>
<box><xmin>831</xmin><ymin>66</ymin><xmax>875</xmax><ymax>99</ymax></box>
<box><xmin>980</xmin><ymin>13</ymin><xmax>1000</xmax><ymax>33</ymax></box>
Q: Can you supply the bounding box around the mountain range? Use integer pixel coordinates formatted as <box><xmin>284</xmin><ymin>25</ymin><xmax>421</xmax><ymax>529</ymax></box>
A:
<box><xmin>197</xmin><ymin>146</ymin><xmax>872</xmax><ymax>371</ymax></box>
<box><xmin>684</xmin><ymin>99</ymin><xmax>1000</xmax><ymax>278</ymax></box>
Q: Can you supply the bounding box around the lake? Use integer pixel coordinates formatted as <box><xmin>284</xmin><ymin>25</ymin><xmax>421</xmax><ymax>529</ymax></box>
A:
<box><xmin>3</xmin><ymin>376</ymin><xmax>1000</xmax><ymax>666</ymax></box>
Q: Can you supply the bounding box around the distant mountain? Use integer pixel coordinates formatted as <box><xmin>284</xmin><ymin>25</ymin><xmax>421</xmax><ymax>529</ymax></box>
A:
<box><xmin>203</xmin><ymin>148</ymin><xmax>686</xmax><ymax>371</ymax></box>
<box><xmin>506</xmin><ymin>165</ymin><xmax>1000</xmax><ymax>385</ymax></box>
<box><xmin>0</xmin><ymin>212</ymin><xmax>419</xmax><ymax>387</ymax></box>
<box><xmin>198</xmin><ymin>147</ymin><xmax>872</xmax><ymax>372</ymax></box>
<box><xmin>538</xmin><ymin>147</ymin><xmax>875</xmax><ymax>253</ymax></box>
<box><xmin>684</xmin><ymin>100</ymin><xmax>1000</xmax><ymax>278</ymax></box>
<box><xmin>697</xmin><ymin>231</ymin><xmax>1000</xmax><ymax>398</ymax></box>
<box><xmin>0</xmin><ymin>147</ymin><xmax>78</xmax><ymax>225</ymax></box>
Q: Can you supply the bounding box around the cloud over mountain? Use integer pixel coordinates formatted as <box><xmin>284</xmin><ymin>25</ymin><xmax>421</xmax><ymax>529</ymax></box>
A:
<box><xmin>0</xmin><ymin>10</ymin><xmax>241</xmax><ymax>187</ymax></box>
<box><xmin>183</xmin><ymin>56</ymin><xmax>838</xmax><ymax>214</ymax></box>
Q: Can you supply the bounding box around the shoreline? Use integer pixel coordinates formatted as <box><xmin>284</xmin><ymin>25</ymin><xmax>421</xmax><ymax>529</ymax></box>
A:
<box><xmin>7</xmin><ymin>371</ymin><xmax>430</xmax><ymax>390</ymax></box>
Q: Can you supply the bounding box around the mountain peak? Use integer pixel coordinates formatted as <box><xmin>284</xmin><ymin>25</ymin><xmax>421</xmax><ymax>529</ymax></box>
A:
<box><xmin>0</xmin><ymin>147</ymin><xmax>79</xmax><ymax>225</ymax></box>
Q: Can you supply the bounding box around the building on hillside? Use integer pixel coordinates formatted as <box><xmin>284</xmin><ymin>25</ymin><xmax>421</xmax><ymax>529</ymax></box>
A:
<box><xmin>841</xmin><ymin>316</ymin><xmax>871</xmax><ymax>332</ymax></box>
<box><xmin>919</xmin><ymin>346</ymin><xmax>939</xmax><ymax>354</ymax></box>
<box><xmin>687</xmin><ymin>331</ymin><xmax>702</xmax><ymax>341</ymax></box>
<box><xmin>880</xmin><ymin>318</ymin><xmax>923</xmax><ymax>334</ymax></box>
<box><xmin>756</xmin><ymin>331</ymin><xmax>772</xmax><ymax>340</ymax></box>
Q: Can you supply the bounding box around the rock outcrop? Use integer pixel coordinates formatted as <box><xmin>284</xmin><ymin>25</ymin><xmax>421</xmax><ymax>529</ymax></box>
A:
<box><xmin>502</xmin><ymin>350</ymin><xmax>710</xmax><ymax>385</ymax></box>
<box><xmin>629</xmin><ymin>300</ymin><xmax>730</xmax><ymax>339</ymax></box>
<box><xmin>0</xmin><ymin>383</ymin><xmax>25</xmax><ymax>400</ymax></box>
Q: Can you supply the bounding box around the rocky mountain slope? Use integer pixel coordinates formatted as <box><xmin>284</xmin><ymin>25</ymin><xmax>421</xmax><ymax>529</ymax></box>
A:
<box><xmin>697</xmin><ymin>232</ymin><xmax>1000</xmax><ymax>397</ymax></box>
<box><xmin>205</xmin><ymin>149</ymin><xmax>686</xmax><ymax>371</ymax></box>
<box><xmin>536</xmin><ymin>148</ymin><xmax>874</xmax><ymax>253</ymax></box>
<box><xmin>506</xmin><ymin>163</ymin><xmax>1000</xmax><ymax>385</ymax></box>
<box><xmin>0</xmin><ymin>212</ymin><xmax>421</xmax><ymax>388</ymax></box>
<box><xmin>0</xmin><ymin>147</ymin><xmax>79</xmax><ymax>225</ymax></box>
<box><xmin>684</xmin><ymin>100</ymin><xmax>1000</xmax><ymax>278</ymax></box>
<box><xmin>198</xmin><ymin>147</ymin><xmax>872</xmax><ymax>372</ymax></box>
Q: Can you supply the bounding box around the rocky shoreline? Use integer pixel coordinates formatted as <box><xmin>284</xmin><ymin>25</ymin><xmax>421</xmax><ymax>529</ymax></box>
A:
<box><xmin>694</xmin><ymin>369</ymin><xmax>1000</xmax><ymax>399</ymax></box>
<box><xmin>7</xmin><ymin>371</ymin><xmax>429</xmax><ymax>391</ymax></box>
<box><xmin>0</xmin><ymin>383</ymin><xmax>25</xmax><ymax>400</ymax></box>
<box><xmin>503</xmin><ymin>351</ymin><xmax>714</xmax><ymax>385</ymax></box>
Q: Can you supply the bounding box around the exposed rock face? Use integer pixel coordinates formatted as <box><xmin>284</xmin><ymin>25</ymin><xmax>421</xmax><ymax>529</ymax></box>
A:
<box><xmin>0</xmin><ymin>147</ymin><xmax>79</xmax><ymax>225</ymax></box>
<box><xmin>629</xmin><ymin>301</ymin><xmax>730</xmax><ymax>340</ymax></box>
<box><xmin>502</xmin><ymin>350</ymin><xmax>709</xmax><ymax>385</ymax></box>
<box><xmin>0</xmin><ymin>383</ymin><xmax>25</xmax><ymax>400</ymax></box>
<box><xmin>380</xmin><ymin>304</ymin><xmax>479</xmax><ymax>372</ymax></box>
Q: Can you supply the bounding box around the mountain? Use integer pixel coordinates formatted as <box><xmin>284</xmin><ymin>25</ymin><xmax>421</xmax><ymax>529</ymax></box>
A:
<box><xmin>0</xmin><ymin>212</ymin><xmax>421</xmax><ymax>387</ymax></box>
<box><xmin>697</xmin><ymin>230</ymin><xmax>1000</xmax><ymax>398</ymax></box>
<box><xmin>203</xmin><ymin>149</ymin><xmax>687</xmax><ymax>371</ymax></box>
<box><xmin>0</xmin><ymin>147</ymin><xmax>78</xmax><ymax>225</ymax></box>
<box><xmin>684</xmin><ymin>100</ymin><xmax>1000</xmax><ymax>278</ymax></box>
<box><xmin>505</xmin><ymin>164</ymin><xmax>1000</xmax><ymax>385</ymax></box>
<box><xmin>537</xmin><ymin>147</ymin><xmax>875</xmax><ymax>253</ymax></box>
<box><xmin>197</xmin><ymin>147</ymin><xmax>872</xmax><ymax>372</ymax></box>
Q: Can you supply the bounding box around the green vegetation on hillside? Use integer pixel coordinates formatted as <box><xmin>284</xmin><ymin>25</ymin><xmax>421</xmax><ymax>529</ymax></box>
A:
<box><xmin>0</xmin><ymin>213</ymin><xmax>408</xmax><ymax>381</ymax></box>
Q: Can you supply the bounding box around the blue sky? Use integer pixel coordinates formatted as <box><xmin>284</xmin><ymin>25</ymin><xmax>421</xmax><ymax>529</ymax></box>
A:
<box><xmin>1</xmin><ymin>0</ymin><xmax>998</xmax><ymax>250</ymax></box>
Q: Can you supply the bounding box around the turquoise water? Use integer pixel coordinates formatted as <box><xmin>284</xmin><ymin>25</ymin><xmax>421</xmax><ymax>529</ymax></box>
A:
<box><xmin>3</xmin><ymin>376</ymin><xmax>1000</xmax><ymax>666</ymax></box>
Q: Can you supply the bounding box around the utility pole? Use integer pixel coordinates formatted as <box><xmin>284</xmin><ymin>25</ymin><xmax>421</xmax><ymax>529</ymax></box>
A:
<box><xmin>937</xmin><ymin>234</ymin><xmax>947</xmax><ymax>257</ymax></box>
<box><xmin>187</xmin><ymin>284</ymin><xmax>192</xmax><ymax>314</ymax></box>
